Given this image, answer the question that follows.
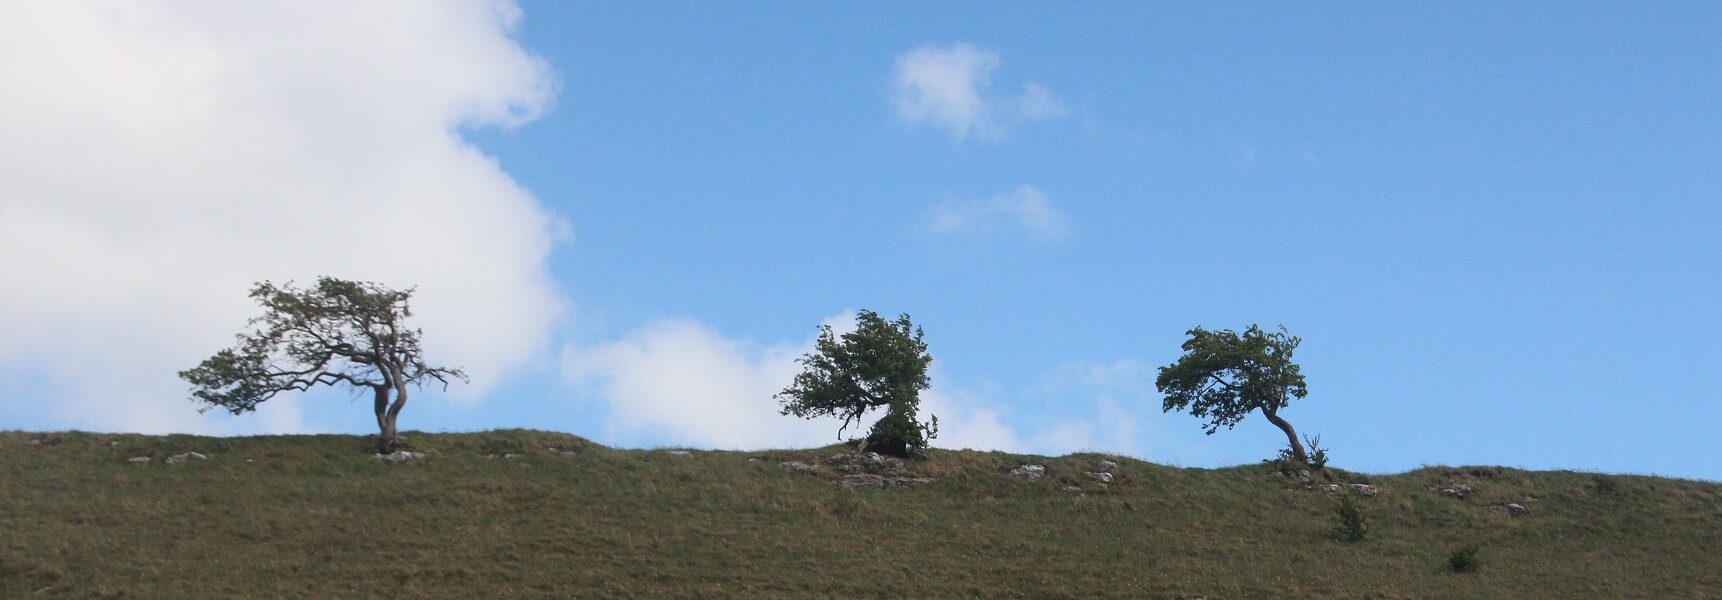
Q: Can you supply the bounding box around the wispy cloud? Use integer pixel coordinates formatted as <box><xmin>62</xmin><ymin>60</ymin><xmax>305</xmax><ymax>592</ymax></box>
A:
<box><xmin>924</xmin><ymin>185</ymin><xmax>1071</xmax><ymax>242</ymax></box>
<box><xmin>890</xmin><ymin>43</ymin><xmax>1066</xmax><ymax>143</ymax></box>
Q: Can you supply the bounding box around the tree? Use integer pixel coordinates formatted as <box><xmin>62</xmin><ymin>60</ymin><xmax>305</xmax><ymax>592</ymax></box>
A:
<box><xmin>776</xmin><ymin>310</ymin><xmax>938</xmax><ymax>458</ymax></box>
<box><xmin>1154</xmin><ymin>325</ymin><xmax>1312</xmax><ymax>464</ymax></box>
<box><xmin>179</xmin><ymin>277</ymin><xmax>465</xmax><ymax>453</ymax></box>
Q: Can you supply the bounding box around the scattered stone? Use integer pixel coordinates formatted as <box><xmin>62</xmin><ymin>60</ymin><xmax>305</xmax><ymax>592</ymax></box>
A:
<box><xmin>1319</xmin><ymin>484</ymin><xmax>1342</xmax><ymax>493</ymax></box>
<box><xmin>1431</xmin><ymin>483</ymin><xmax>1472</xmax><ymax>499</ymax></box>
<box><xmin>502</xmin><ymin>453</ymin><xmax>520</xmax><ymax>460</ymax></box>
<box><xmin>245</xmin><ymin>459</ymin><xmax>255</xmax><ymax>464</ymax></box>
<box><xmin>1008</xmin><ymin>464</ymin><xmax>1046</xmax><ymax>482</ymax></box>
<box><xmin>1348</xmin><ymin>483</ymin><xmax>1379</xmax><ymax>497</ymax></box>
<box><xmin>827</xmin><ymin>452</ymin><xmax>904</xmax><ymax>475</ymax></box>
<box><xmin>839</xmin><ymin>474</ymin><xmax>934</xmax><ymax>489</ymax></box>
<box><xmin>374</xmin><ymin>450</ymin><xmax>422</xmax><ymax>465</ymax></box>
<box><xmin>747</xmin><ymin>457</ymin><xmax>760</xmax><ymax>462</ymax></box>
<box><xmin>1295</xmin><ymin>470</ymin><xmax>1314</xmax><ymax>485</ymax></box>
<box><xmin>1090</xmin><ymin>460</ymin><xmax>1119</xmax><ymax>473</ymax></box>
<box><xmin>1489</xmin><ymin>503</ymin><xmax>1530</xmax><ymax>516</ymax></box>
<box><xmin>779</xmin><ymin>461</ymin><xmax>820</xmax><ymax>475</ymax></box>
<box><xmin>165</xmin><ymin>452</ymin><xmax>207</xmax><ymax>465</ymax></box>
<box><xmin>1061</xmin><ymin>486</ymin><xmax>1084</xmax><ymax>494</ymax></box>
<box><xmin>665</xmin><ymin>450</ymin><xmax>692</xmax><ymax>457</ymax></box>
<box><xmin>1086</xmin><ymin>471</ymin><xmax>1114</xmax><ymax>485</ymax></box>
<box><xmin>127</xmin><ymin>456</ymin><xmax>151</xmax><ymax>465</ymax></box>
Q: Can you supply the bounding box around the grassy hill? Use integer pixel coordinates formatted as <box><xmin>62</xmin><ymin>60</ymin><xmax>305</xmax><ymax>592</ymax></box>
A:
<box><xmin>2</xmin><ymin>429</ymin><xmax>1718</xmax><ymax>599</ymax></box>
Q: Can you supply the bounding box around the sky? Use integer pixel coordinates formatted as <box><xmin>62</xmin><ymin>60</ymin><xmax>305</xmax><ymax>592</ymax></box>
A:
<box><xmin>1</xmin><ymin>1</ymin><xmax>1718</xmax><ymax>481</ymax></box>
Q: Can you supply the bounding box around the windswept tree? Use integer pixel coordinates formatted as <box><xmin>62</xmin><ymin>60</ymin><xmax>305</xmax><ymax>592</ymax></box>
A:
<box><xmin>1155</xmin><ymin>325</ymin><xmax>1312</xmax><ymax>464</ymax></box>
<box><xmin>777</xmin><ymin>310</ymin><xmax>938</xmax><ymax>459</ymax></box>
<box><xmin>180</xmin><ymin>277</ymin><xmax>465</xmax><ymax>452</ymax></box>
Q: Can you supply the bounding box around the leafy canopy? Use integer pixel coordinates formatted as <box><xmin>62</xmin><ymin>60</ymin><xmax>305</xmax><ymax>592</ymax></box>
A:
<box><xmin>1155</xmin><ymin>325</ymin><xmax>1307</xmax><ymax>435</ymax></box>
<box><xmin>179</xmin><ymin>277</ymin><xmax>465</xmax><ymax>416</ymax></box>
<box><xmin>776</xmin><ymin>310</ymin><xmax>938</xmax><ymax>458</ymax></box>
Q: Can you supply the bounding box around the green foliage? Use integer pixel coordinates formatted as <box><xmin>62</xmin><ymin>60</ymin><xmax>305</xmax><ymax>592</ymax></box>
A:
<box><xmin>179</xmin><ymin>277</ymin><xmax>465</xmax><ymax>451</ymax></box>
<box><xmin>776</xmin><ymin>310</ymin><xmax>937</xmax><ymax>458</ymax></box>
<box><xmin>1593</xmin><ymin>475</ymin><xmax>1619</xmax><ymax>494</ymax></box>
<box><xmin>1332</xmin><ymin>495</ymin><xmax>1369</xmax><ymax>542</ymax></box>
<box><xmin>1156</xmin><ymin>324</ymin><xmax>1311</xmax><ymax>463</ymax></box>
<box><xmin>1449</xmin><ymin>545</ymin><xmax>1481</xmax><ymax>573</ymax></box>
<box><xmin>1304</xmin><ymin>434</ymin><xmax>1330</xmax><ymax>470</ymax></box>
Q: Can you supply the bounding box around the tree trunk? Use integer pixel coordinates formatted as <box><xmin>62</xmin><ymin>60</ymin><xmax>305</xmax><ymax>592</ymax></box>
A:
<box><xmin>1262</xmin><ymin>406</ymin><xmax>1307</xmax><ymax>465</ymax></box>
<box><xmin>378</xmin><ymin>379</ymin><xmax>409</xmax><ymax>454</ymax></box>
<box><xmin>372</xmin><ymin>385</ymin><xmax>393</xmax><ymax>453</ymax></box>
<box><xmin>378</xmin><ymin>414</ymin><xmax>398</xmax><ymax>453</ymax></box>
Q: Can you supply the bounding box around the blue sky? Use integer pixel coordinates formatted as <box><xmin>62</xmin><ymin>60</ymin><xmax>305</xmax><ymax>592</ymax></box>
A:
<box><xmin>2</xmin><ymin>2</ymin><xmax>1718</xmax><ymax>481</ymax></box>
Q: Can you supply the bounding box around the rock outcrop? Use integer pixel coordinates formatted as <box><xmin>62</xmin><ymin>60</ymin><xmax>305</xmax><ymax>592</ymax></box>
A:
<box><xmin>779</xmin><ymin>461</ymin><xmax>819</xmax><ymax>475</ymax></box>
<box><xmin>1008</xmin><ymin>464</ymin><xmax>1046</xmax><ymax>482</ymax></box>
<box><xmin>374</xmin><ymin>451</ymin><xmax>422</xmax><ymax>465</ymax></box>
<box><xmin>1490</xmin><ymin>503</ymin><xmax>1530</xmax><ymax>516</ymax></box>
<box><xmin>165</xmin><ymin>452</ymin><xmax>207</xmax><ymax>465</ymax></box>
<box><xmin>1431</xmin><ymin>483</ymin><xmax>1472</xmax><ymax>499</ymax></box>
<box><xmin>840</xmin><ymin>474</ymin><xmax>934</xmax><ymax>490</ymax></box>
<box><xmin>827</xmin><ymin>452</ymin><xmax>904</xmax><ymax>475</ymax></box>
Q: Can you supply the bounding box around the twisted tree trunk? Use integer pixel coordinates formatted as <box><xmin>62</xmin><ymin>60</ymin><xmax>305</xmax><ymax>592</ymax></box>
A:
<box><xmin>1262</xmin><ymin>405</ymin><xmax>1307</xmax><ymax>465</ymax></box>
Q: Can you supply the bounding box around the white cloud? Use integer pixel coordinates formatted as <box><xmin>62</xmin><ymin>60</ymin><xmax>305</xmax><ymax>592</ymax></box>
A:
<box><xmin>0</xmin><ymin>2</ymin><xmax>562</xmax><ymax>434</ymax></box>
<box><xmin>562</xmin><ymin>319</ymin><xmax>836</xmax><ymax>449</ymax></box>
<box><xmin>562</xmin><ymin>313</ymin><xmax>1027</xmax><ymax>452</ymax></box>
<box><xmin>890</xmin><ymin>43</ymin><xmax>1066</xmax><ymax>143</ymax></box>
<box><xmin>924</xmin><ymin>185</ymin><xmax>1071</xmax><ymax>242</ymax></box>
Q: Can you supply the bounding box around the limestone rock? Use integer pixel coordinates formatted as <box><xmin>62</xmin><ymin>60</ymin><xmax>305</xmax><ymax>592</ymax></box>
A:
<box><xmin>840</xmin><ymin>474</ymin><xmax>934</xmax><ymax>490</ymax></box>
<box><xmin>127</xmin><ymin>456</ymin><xmax>151</xmax><ymax>465</ymax></box>
<box><xmin>779</xmin><ymin>461</ymin><xmax>820</xmax><ymax>475</ymax></box>
<box><xmin>1061</xmin><ymin>485</ymin><xmax>1084</xmax><ymax>494</ymax></box>
<box><xmin>1008</xmin><ymin>464</ymin><xmax>1046</xmax><ymax>481</ymax></box>
<box><xmin>665</xmin><ymin>450</ymin><xmax>692</xmax><ymax>457</ymax></box>
<box><xmin>375</xmin><ymin>450</ymin><xmax>422</xmax><ymax>465</ymax></box>
<box><xmin>1490</xmin><ymin>503</ymin><xmax>1530</xmax><ymax>516</ymax></box>
<box><xmin>1348</xmin><ymin>483</ymin><xmax>1379</xmax><ymax>497</ymax></box>
<box><xmin>1319</xmin><ymin>484</ymin><xmax>1342</xmax><ymax>493</ymax></box>
<box><xmin>1295</xmin><ymin>470</ymin><xmax>1314</xmax><ymax>485</ymax></box>
<box><xmin>165</xmin><ymin>452</ymin><xmax>207</xmax><ymax>465</ymax></box>
<box><xmin>827</xmin><ymin>452</ymin><xmax>903</xmax><ymax>475</ymax></box>
<box><xmin>1431</xmin><ymin>483</ymin><xmax>1472</xmax><ymax>499</ymax></box>
<box><xmin>1089</xmin><ymin>460</ymin><xmax>1119</xmax><ymax>473</ymax></box>
<box><xmin>1086</xmin><ymin>471</ymin><xmax>1114</xmax><ymax>485</ymax></box>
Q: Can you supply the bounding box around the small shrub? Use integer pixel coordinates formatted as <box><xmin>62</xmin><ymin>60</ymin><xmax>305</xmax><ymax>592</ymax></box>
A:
<box><xmin>1304</xmin><ymin>434</ymin><xmax>1330</xmax><ymax>470</ymax></box>
<box><xmin>1264</xmin><ymin>452</ymin><xmax>1299</xmax><ymax>476</ymax></box>
<box><xmin>1448</xmin><ymin>545</ymin><xmax>1480</xmax><ymax>573</ymax></box>
<box><xmin>1592</xmin><ymin>475</ymin><xmax>1618</xmax><ymax>494</ymax></box>
<box><xmin>1331</xmin><ymin>496</ymin><xmax>1368</xmax><ymax>542</ymax></box>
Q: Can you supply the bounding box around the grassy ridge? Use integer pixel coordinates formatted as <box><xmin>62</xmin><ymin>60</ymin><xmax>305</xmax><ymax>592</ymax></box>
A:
<box><xmin>2</xmin><ymin>429</ymin><xmax>1718</xmax><ymax>599</ymax></box>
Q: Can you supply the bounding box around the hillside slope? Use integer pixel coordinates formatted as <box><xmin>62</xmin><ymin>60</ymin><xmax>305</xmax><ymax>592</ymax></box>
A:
<box><xmin>2</xmin><ymin>429</ymin><xmax>1718</xmax><ymax>599</ymax></box>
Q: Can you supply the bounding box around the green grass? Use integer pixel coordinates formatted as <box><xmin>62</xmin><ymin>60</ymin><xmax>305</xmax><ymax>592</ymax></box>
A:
<box><xmin>2</xmin><ymin>429</ymin><xmax>1718</xmax><ymax>599</ymax></box>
